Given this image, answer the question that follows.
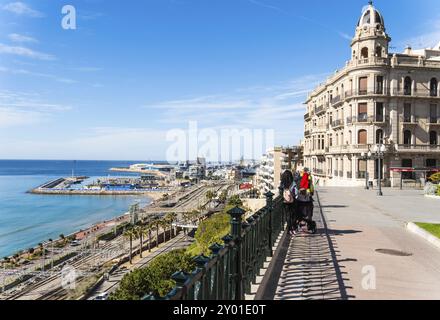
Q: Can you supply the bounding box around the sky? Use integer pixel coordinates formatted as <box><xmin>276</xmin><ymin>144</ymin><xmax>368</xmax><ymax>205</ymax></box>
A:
<box><xmin>1</xmin><ymin>0</ymin><xmax>440</xmax><ymax>161</ymax></box>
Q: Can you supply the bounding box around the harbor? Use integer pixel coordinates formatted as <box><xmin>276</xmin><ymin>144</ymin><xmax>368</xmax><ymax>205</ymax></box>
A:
<box><xmin>29</xmin><ymin>176</ymin><xmax>173</xmax><ymax>196</ymax></box>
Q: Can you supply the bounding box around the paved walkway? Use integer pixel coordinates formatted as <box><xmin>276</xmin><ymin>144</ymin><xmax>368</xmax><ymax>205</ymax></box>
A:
<box><xmin>273</xmin><ymin>187</ymin><xmax>440</xmax><ymax>300</ymax></box>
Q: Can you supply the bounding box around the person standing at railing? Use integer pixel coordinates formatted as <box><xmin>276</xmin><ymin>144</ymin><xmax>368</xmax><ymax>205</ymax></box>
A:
<box><xmin>281</xmin><ymin>170</ymin><xmax>298</xmax><ymax>236</ymax></box>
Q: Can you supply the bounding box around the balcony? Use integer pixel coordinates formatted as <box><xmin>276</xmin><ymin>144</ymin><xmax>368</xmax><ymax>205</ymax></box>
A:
<box><xmin>332</xmin><ymin>119</ymin><xmax>344</xmax><ymax>129</ymax></box>
<box><xmin>355</xmin><ymin>113</ymin><xmax>368</xmax><ymax>123</ymax></box>
<box><xmin>394</xmin><ymin>89</ymin><xmax>440</xmax><ymax>98</ymax></box>
<box><xmin>396</xmin><ymin>144</ymin><xmax>440</xmax><ymax>153</ymax></box>
<box><xmin>347</xmin><ymin>172</ymin><xmax>353</xmax><ymax>179</ymax></box>
<box><xmin>304</xmin><ymin>130</ymin><xmax>311</xmax><ymax>137</ymax></box>
<box><xmin>334</xmin><ymin>170</ymin><xmax>338</xmax><ymax>177</ymax></box>
<box><xmin>401</xmin><ymin>116</ymin><xmax>418</xmax><ymax>125</ymax></box>
<box><xmin>315</xmin><ymin>105</ymin><xmax>326</xmax><ymax>115</ymax></box>
<box><xmin>304</xmin><ymin>113</ymin><xmax>310</xmax><ymax>121</ymax></box>
<box><xmin>428</xmin><ymin>117</ymin><xmax>440</xmax><ymax>125</ymax></box>
<box><xmin>330</xmin><ymin>95</ymin><xmax>342</xmax><ymax>106</ymax></box>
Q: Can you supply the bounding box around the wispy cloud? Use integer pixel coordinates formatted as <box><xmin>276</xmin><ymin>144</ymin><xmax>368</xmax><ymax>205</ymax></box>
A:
<box><xmin>395</xmin><ymin>17</ymin><xmax>440</xmax><ymax>50</ymax></box>
<box><xmin>0</xmin><ymin>43</ymin><xmax>55</xmax><ymax>60</ymax></box>
<box><xmin>142</xmin><ymin>72</ymin><xmax>326</xmax><ymax>146</ymax></box>
<box><xmin>0</xmin><ymin>66</ymin><xmax>77</xmax><ymax>84</ymax></box>
<box><xmin>8</xmin><ymin>33</ymin><xmax>38</xmax><ymax>43</ymax></box>
<box><xmin>0</xmin><ymin>90</ymin><xmax>72</xmax><ymax>128</ymax></box>
<box><xmin>1</xmin><ymin>2</ymin><xmax>44</xmax><ymax>18</ymax></box>
<box><xmin>245</xmin><ymin>0</ymin><xmax>352</xmax><ymax>41</ymax></box>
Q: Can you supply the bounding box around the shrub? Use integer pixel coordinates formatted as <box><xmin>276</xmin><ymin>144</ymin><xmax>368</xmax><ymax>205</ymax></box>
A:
<box><xmin>110</xmin><ymin>249</ymin><xmax>194</xmax><ymax>300</ymax></box>
<box><xmin>186</xmin><ymin>213</ymin><xmax>230</xmax><ymax>256</ymax></box>
<box><xmin>429</xmin><ymin>172</ymin><xmax>440</xmax><ymax>184</ymax></box>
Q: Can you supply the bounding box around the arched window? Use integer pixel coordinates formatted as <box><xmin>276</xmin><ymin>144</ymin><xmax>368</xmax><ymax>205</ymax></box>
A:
<box><xmin>361</xmin><ymin>47</ymin><xmax>369</xmax><ymax>59</ymax></box>
<box><xmin>358</xmin><ymin>130</ymin><xmax>367</xmax><ymax>145</ymax></box>
<box><xmin>404</xmin><ymin>77</ymin><xmax>412</xmax><ymax>95</ymax></box>
<box><xmin>403</xmin><ymin>130</ymin><xmax>412</xmax><ymax>145</ymax></box>
<box><xmin>375</xmin><ymin>46</ymin><xmax>382</xmax><ymax>57</ymax></box>
<box><xmin>430</xmin><ymin>78</ymin><xmax>438</xmax><ymax>97</ymax></box>
<box><xmin>430</xmin><ymin>131</ymin><xmax>438</xmax><ymax>145</ymax></box>
<box><xmin>376</xmin><ymin>129</ymin><xmax>384</xmax><ymax>144</ymax></box>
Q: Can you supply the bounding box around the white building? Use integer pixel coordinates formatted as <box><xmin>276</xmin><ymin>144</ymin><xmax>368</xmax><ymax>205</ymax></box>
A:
<box><xmin>304</xmin><ymin>2</ymin><xmax>440</xmax><ymax>187</ymax></box>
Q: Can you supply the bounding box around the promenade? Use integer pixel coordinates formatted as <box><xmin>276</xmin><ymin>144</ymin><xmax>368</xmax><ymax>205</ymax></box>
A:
<box><xmin>271</xmin><ymin>187</ymin><xmax>440</xmax><ymax>300</ymax></box>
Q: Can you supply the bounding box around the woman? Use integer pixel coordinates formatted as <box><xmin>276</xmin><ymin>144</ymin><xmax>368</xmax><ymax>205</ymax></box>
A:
<box><xmin>281</xmin><ymin>170</ymin><xmax>298</xmax><ymax>235</ymax></box>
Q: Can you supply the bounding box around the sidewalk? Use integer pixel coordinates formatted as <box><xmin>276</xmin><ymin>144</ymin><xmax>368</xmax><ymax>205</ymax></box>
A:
<box><xmin>272</xmin><ymin>187</ymin><xmax>440</xmax><ymax>300</ymax></box>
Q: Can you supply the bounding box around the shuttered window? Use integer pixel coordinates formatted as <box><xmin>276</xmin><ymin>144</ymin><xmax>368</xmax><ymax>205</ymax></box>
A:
<box><xmin>359</xmin><ymin>77</ymin><xmax>368</xmax><ymax>94</ymax></box>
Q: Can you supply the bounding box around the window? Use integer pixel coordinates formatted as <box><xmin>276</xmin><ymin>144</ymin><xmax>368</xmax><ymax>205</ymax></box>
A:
<box><xmin>375</xmin><ymin>102</ymin><xmax>384</xmax><ymax>122</ymax></box>
<box><xmin>376</xmin><ymin>129</ymin><xmax>384</xmax><ymax>144</ymax></box>
<box><xmin>404</xmin><ymin>77</ymin><xmax>412</xmax><ymax>95</ymax></box>
<box><xmin>402</xmin><ymin>159</ymin><xmax>414</xmax><ymax>180</ymax></box>
<box><xmin>375</xmin><ymin>46</ymin><xmax>382</xmax><ymax>58</ymax></box>
<box><xmin>403</xmin><ymin>130</ymin><xmax>412</xmax><ymax>145</ymax></box>
<box><xmin>358</xmin><ymin>130</ymin><xmax>367</xmax><ymax>145</ymax></box>
<box><xmin>376</xmin><ymin>76</ymin><xmax>384</xmax><ymax>94</ymax></box>
<box><xmin>362</xmin><ymin>10</ymin><xmax>371</xmax><ymax>25</ymax></box>
<box><xmin>361</xmin><ymin>47</ymin><xmax>369</xmax><ymax>59</ymax></box>
<box><xmin>430</xmin><ymin>78</ymin><xmax>438</xmax><ymax>97</ymax></box>
<box><xmin>358</xmin><ymin>159</ymin><xmax>367</xmax><ymax>179</ymax></box>
<box><xmin>430</xmin><ymin>104</ymin><xmax>438</xmax><ymax>124</ymax></box>
<box><xmin>404</xmin><ymin>103</ymin><xmax>411</xmax><ymax>122</ymax></box>
<box><xmin>359</xmin><ymin>77</ymin><xmax>368</xmax><ymax>95</ymax></box>
<box><xmin>358</xmin><ymin>103</ymin><xmax>368</xmax><ymax>122</ymax></box>
<box><xmin>426</xmin><ymin>159</ymin><xmax>437</xmax><ymax>168</ymax></box>
<box><xmin>430</xmin><ymin>131</ymin><xmax>438</xmax><ymax>145</ymax></box>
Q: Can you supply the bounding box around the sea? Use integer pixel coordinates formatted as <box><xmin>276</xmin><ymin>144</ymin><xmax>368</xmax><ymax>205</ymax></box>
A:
<box><xmin>0</xmin><ymin>160</ymin><xmax>155</xmax><ymax>258</ymax></box>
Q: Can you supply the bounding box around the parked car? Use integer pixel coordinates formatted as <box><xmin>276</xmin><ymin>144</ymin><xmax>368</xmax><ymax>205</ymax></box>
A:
<box><xmin>94</xmin><ymin>292</ymin><xmax>109</xmax><ymax>300</ymax></box>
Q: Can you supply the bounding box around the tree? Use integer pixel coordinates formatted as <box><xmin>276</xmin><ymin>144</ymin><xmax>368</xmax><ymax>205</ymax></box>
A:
<box><xmin>219</xmin><ymin>191</ymin><xmax>228</xmax><ymax>204</ymax></box>
<box><xmin>165</xmin><ymin>213</ymin><xmax>177</xmax><ymax>238</ymax></box>
<box><xmin>110</xmin><ymin>249</ymin><xmax>195</xmax><ymax>300</ymax></box>
<box><xmin>124</xmin><ymin>228</ymin><xmax>136</xmax><ymax>264</ymax></box>
<box><xmin>146</xmin><ymin>222</ymin><xmax>155</xmax><ymax>253</ymax></box>
<box><xmin>228</xmin><ymin>195</ymin><xmax>243</xmax><ymax>207</ymax></box>
<box><xmin>134</xmin><ymin>225</ymin><xmax>146</xmax><ymax>259</ymax></box>
<box><xmin>187</xmin><ymin>213</ymin><xmax>230</xmax><ymax>256</ymax></box>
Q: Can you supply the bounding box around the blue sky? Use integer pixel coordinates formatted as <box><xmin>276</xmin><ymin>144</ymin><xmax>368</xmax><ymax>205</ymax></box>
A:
<box><xmin>1</xmin><ymin>0</ymin><xmax>440</xmax><ymax>160</ymax></box>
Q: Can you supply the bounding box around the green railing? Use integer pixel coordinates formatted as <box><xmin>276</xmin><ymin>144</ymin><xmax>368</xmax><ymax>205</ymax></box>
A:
<box><xmin>142</xmin><ymin>191</ymin><xmax>286</xmax><ymax>300</ymax></box>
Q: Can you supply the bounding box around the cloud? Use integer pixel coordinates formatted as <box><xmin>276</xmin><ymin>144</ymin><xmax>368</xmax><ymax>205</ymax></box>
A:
<box><xmin>0</xmin><ymin>43</ymin><xmax>55</xmax><ymax>60</ymax></box>
<box><xmin>2</xmin><ymin>2</ymin><xmax>44</xmax><ymax>18</ymax></box>
<box><xmin>8</xmin><ymin>33</ymin><xmax>38</xmax><ymax>43</ymax></box>
<box><xmin>142</xmin><ymin>72</ymin><xmax>326</xmax><ymax>147</ymax></box>
<box><xmin>0</xmin><ymin>90</ymin><xmax>72</xmax><ymax>128</ymax></box>
<box><xmin>0</xmin><ymin>66</ymin><xmax>77</xmax><ymax>84</ymax></box>
<box><xmin>395</xmin><ymin>18</ymin><xmax>440</xmax><ymax>50</ymax></box>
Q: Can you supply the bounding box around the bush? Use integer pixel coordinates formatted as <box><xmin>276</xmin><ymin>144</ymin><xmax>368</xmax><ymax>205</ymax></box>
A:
<box><xmin>429</xmin><ymin>172</ymin><xmax>440</xmax><ymax>183</ymax></box>
<box><xmin>110</xmin><ymin>249</ymin><xmax>194</xmax><ymax>300</ymax></box>
<box><xmin>187</xmin><ymin>213</ymin><xmax>230</xmax><ymax>256</ymax></box>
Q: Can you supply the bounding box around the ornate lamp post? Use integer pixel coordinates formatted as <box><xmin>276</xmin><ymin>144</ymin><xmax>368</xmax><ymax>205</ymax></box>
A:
<box><xmin>360</xmin><ymin>149</ymin><xmax>372</xmax><ymax>190</ymax></box>
<box><xmin>372</xmin><ymin>143</ymin><xmax>387</xmax><ymax>196</ymax></box>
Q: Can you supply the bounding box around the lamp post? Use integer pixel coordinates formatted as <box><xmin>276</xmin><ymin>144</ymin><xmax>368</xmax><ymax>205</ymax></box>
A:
<box><xmin>360</xmin><ymin>149</ymin><xmax>372</xmax><ymax>190</ymax></box>
<box><xmin>372</xmin><ymin>143</ymin><xmax>387</xmax><ymax>196</ymax></box>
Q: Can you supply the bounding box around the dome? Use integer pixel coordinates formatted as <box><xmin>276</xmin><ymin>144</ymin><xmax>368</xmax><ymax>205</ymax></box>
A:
<box><xmin>357</xmin><ymin>1</ymin><xmax>385</xmax><ymax>29</ymax></box>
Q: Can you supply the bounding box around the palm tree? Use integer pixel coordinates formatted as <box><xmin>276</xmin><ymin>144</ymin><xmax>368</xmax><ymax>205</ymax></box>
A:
<box><xmin>134</xmin><ymin>225</ymin><xmax>147</xmax><ymax>259</ymax></box>
<box><xmin>154</xmin><ymin>218</ymin><xmax>161</xmax><ymax>247</ymax></box>
<box><xmin>146</xmin><ymin>222</ymin><xmax>155</xmax><ymax>253</ymax></box>
<box><xmin>123</xmin><ymin>228</ymin><xmax>136</xmax><ymax>264</ymax></box>
<box><xmin>165</xmin><ymin>212</ymin><xmax>177</xmax><ymax>238</ymax></box>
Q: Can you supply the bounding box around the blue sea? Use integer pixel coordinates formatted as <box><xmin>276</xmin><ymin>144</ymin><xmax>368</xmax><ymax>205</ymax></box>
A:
<box><xmin>0</xmin><ymin>160</ymin><xmax>154</xmax><ymax>258</ymax></box>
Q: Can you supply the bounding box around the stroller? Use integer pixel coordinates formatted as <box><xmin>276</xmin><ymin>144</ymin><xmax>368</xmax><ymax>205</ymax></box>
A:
<box><xmin>295</xmin><ymin>189</ymin><xmax>317</xmax><ymax>234</ymax></box>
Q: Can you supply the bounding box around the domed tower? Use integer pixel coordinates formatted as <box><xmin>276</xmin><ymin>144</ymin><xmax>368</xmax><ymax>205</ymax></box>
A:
<box><xmin>351</xmin><ymin>1</ymin><xmax>391</xmax><ymax>61</ymax></box>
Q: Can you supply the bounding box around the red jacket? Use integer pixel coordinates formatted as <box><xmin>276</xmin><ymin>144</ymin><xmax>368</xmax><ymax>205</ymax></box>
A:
<box><xmin>300</xmin><ymin>172</ymin><xmax>310</xmax><ymax>190</ymax></box>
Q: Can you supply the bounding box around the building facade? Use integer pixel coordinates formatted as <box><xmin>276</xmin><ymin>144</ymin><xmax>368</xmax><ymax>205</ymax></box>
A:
<box><xmin>257</xmin><ymin>146</ymin><xmax>302</xmax><ymax>195</ymax></box>
<box><xmin>304</xmin><ymin>2</ymin><xmax>440</xmax><ymax>187</ymax></box>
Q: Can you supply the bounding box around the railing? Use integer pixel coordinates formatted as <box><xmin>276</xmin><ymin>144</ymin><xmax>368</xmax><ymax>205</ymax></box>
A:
<box><xmin>346</xmin><ymin>116</ymin><xmax>353</xmax><ymax>125</ymax></box>
<box><xmin>331</xmin><ymin>95</ymin><xmax>341</xmax><ymax>105</ymax></box>
<box><xmin>315</xmin><ymin>105</ymin><xmax>326</xmax><ymax>115</ymax></box>
<box><xmin>401</xmin><ymin>116</ymin><xmax>418</xmax><ymax>124</ymax></box>
<box><xmin>304</xmin><ymin>113</ymin><xmax>310</xmax><ymax>120</ymax></box>
<box><xmin>397</xmin><ymin>144</ymin><xmax>440</xmax><ymax>151</ymax></box>
<box><xmin>355</xmin><ymin>113</ymin><xmax>368</xmax><ymax>123</ymax></box>
<box><xmin>334</xmin><ymin>170</ymin><xmax>338</xmax><ymax>177</ymax></box>
<box><xmin>143</xmin><ymin>191</ymin><xmax>286</xmax><ymax>300</ymax></box>
<box><xmin>346</xmin><ymin>172</ymin><xmax>352</xmax><ymax>179</ymax></box>
<box><xmin>339</xmin><ymin>171</ymin><xmax>343</xmax><ymax>178</ymax></box>
<box><xmin>429</xmin><ymin>117</ymin><xmax>440</xmax><ymax>124</ymax></box>
<box><xmin>332</xmin><ymin>119</ymin><xmax>344</xmax><ymax>128</ymax></box>
<box><xmin>394</xmin><ymin>89</ymin><xmax>440</xmax><ymax>98</ymax></box>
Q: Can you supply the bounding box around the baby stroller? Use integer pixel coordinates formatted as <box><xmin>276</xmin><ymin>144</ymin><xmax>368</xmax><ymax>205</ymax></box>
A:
<box><xmin>295</xmin><ymin>190</ymin><xmax>317</xmax><ymax>234</ymax></box>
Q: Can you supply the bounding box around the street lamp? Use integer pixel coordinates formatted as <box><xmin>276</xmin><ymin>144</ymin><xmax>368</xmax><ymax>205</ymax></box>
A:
<box><xmin>372</xmin><ymin>143</ymin><xmax>387</xmax><ymax>196</ymax></box>
<box><xmin>360</xmin><ymin>149</ymin><xmax>372</xmax><ymax>190</ymax></box>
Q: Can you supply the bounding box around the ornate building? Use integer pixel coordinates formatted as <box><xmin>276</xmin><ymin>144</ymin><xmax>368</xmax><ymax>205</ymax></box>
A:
<box><xmin>304</xmin><ymin>2</ymin><xmax>440</xmax><ymax>187</ymax></box>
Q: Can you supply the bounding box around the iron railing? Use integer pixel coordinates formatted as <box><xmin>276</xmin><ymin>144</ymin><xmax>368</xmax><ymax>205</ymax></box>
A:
<box><xmin>143</xmin><ymin>191</ymin><xmax>286</xmax><ymax>300</ymax></box>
